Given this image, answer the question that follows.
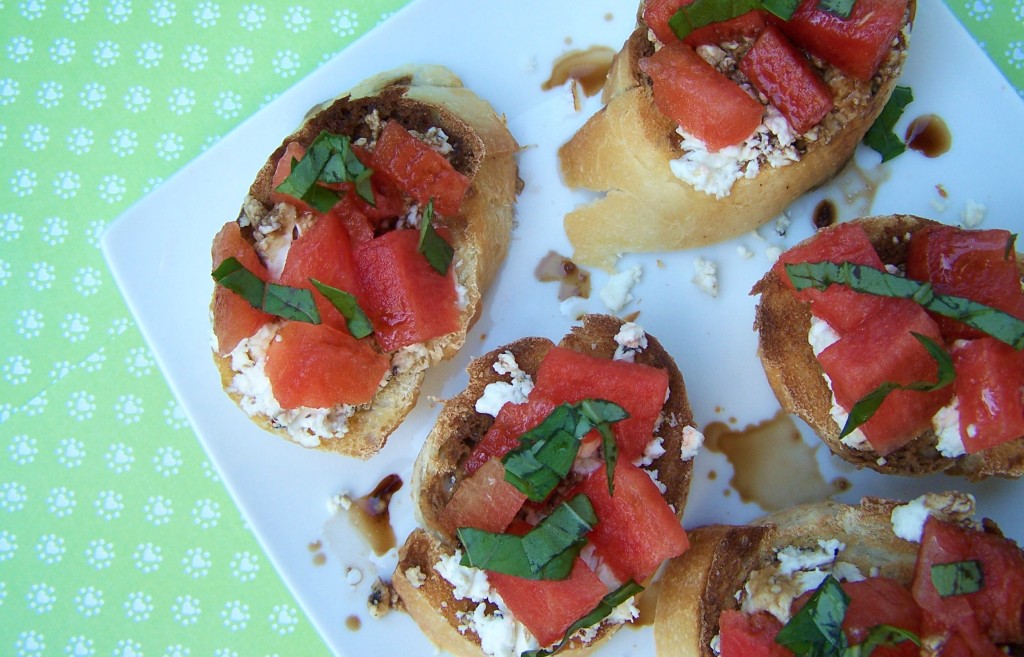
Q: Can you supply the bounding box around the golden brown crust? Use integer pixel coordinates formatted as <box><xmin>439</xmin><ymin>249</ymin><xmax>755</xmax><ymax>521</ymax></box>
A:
<box><xmin>558</xmin><ymin>2</ymin><xmax>913</xmax><ymax>270</ymax></box>
<box><xmin>398</xmin><ymin>314</ymin><xmax>697</xmax><ymax>656</ymax></box>
<box><xmin>211</xmin><ymin>65</ymin><xmax>519</xmax><ymax>459</ymax></box>
<box><xmin>752</xmin><ymin>215</ymin><xmax>1024</xmax><ymax>478</ymax></box>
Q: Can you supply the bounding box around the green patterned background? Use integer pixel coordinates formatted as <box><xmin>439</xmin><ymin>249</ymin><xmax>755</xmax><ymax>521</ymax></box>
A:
<box><xmin>0</xmin><ymin>0</ymin><xmax>1021</xmax><ymax>655</ymax></box>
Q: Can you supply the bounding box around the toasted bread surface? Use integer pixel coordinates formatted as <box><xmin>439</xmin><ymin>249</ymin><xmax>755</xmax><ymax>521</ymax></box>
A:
<box><xmin>397</xmin><ymin>314</ymin><xmax>697</xmax><ymax>657</ymax></box>
<box><xmin>558</xmin><ymin>3</ymin><xmax>913</xmax><ymax>270</ymax></box>
<box><xmin>752</xmin><ymin>215</ymin><xmax>1024</xmax><ymax>478</ymax></box>
<box><xmin>211</xmin><ymin>65</ymin><xmax>519</xmax><ymax>459</ymax></box>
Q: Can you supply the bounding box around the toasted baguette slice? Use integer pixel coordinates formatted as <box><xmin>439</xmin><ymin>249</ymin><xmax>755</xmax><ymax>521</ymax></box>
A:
<box><xmin>558</xmin><ymin>2</ymin><xmax>913</xmax><ymax>270</ymax></box>
<box><xmin>753</xmin><ymin>215</ymin><xmax>1024</xmax><ymax>479</ymax></box>
<box><xmin>655</xmin><ymin>494</ymin><xmax>985</xmax><ymax>657</ymax></box>
<box><xmin>212</xmin><ymin>65</ymin><xmax>520</xmax><ymax>459</ymax></box>
<box><xmin>394</xmin><ymin>314</ymin><xmax>697</xmax><ymax>657</ymax></box>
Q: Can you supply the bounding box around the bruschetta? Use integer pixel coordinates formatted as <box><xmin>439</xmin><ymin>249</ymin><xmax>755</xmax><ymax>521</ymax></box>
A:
<box><xmin>209</xmin><ymin>65</ymin><xmax>520</xmax><ymax>458</ymax></box>
<box><xmin>393</xmin><ymin>314</ymin><xmax>703</xmax><ymax>657</ymax></box>
<box><xmin>752</xmin><ymin>215</ymin><xmax>1024</xmax><ymax>478</ymax></box>
<box><xmin>655</xmin><ymin>494</ymin><xmax>1024</xmax><ymax>657</ymax></box>
<box><xmin>558</xmin><ymin>0</ymin><xmax>914</xmax><ymax>269</ymax></box>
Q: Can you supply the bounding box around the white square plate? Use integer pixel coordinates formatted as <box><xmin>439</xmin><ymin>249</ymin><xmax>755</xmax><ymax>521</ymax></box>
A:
<box><xmin>103</xmin><ymin>0</ymin><xmax>1024</xmax><ymax>654</ymax></box>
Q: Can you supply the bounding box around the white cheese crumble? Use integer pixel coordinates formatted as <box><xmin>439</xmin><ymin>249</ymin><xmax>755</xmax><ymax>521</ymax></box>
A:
<box><xmin>404</xmin><ymin>566</ymin><xmax>426</xmax><ymax>589</ymax></box>
<box><xmin>932</xmin><ymin>398</ymin><xmax>965</xmax><ymax>457</ymax></box>
<box><xmin>679</xmin><ymin>426</ymin><xmax>705</xmax><ymax>461</ymax></box>
<box><xmin>600</xmin><ymin>265</ymin><xmax>642</xmax><ymax>312</ymax></box>
<box><xmin>764</xmin><ymin>245</ymin><xmax>783</xmax><ymax>263</ymax></box>
<box><xmin>613</xmin><ymin>322</ymin><xmax>648</xmax><ymax>362</ymax></box>
<box><xmin>474</xmin><ymin>351</ymin><xmax>535</xmax><ymax>417</ymax></box>
<box><xmin>890</xmin><ymin>492</ymin><xmax>976</xmax><ymax>543</ymax></box>
<box><xmin>559</xmin><ymin>295</ymin><xmax>589</xmax><ymax>320</ymax></box>
<box><xmin>668</xmin><ymin>104</ymin><xmax>801</xmax><ymax>199</ymax></box>
<box><xmin>632</xmin><ymin>436</ymin><xmax>666</xmax><ymax>468</ymax></box>
<box><xmin>737</xmin><ymin>244</ymin><xmax>755</xmax><ymax>259</ymax></box>
<box><xmin>807</xmin><ymin>317</ymin><xmax>870</xmax><ymax>450</ymax></box>
<box><xmin>692</xmin><ymin>257</ymin><xmax>719</xmax><ymax>297</ymax></box>
<box><xmin>960</xmin><ymin>199</ymin><xmax>986</xmax><ymax>228</ymax></box>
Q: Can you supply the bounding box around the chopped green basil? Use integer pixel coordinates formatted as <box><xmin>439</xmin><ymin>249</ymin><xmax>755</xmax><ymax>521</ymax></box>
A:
<box><xmin>417</xmin><ymin>200</ymin><xmax>454</xmax><ymax>275</ymax></box>
<box><xmin>309</xmin><ymin>278</ymin><xmax>374</xmax><ymax>339</ymax></box>
<box><xmin>274</xmin><ymin>131</ymin><xmax>374</xmax><ymax>213</ymax></box>
<box><xmin>863</xmin><ymin>85</ymin><xmax>913</xmax><ymax>163</ymax></box>
<box><xmin>931</xmin><ymin>560</ymin><xmax>984</xmax><ymax>597</ymax></box>
<box><xmin>668</xmin><ymin>0</ymin><xmax>767</xmax><ymax>40</ymax></box>
<box><xmin>838</xmin><ymin>332</ymin><xmax>955</xmax><ymax>439</ymax></box>
<box><xmin>213</xmin><ymin>257</ymin><xmax>321</xmax><ymax>324</ymax></box>
<box><xmin>816</xmin><ymin>0</ymin><xmax>855</xmax><ymax>19</ymax></box>
<box><xmin>775</xmin><ymin>575</ymin><xmax>850</xmax><ymax>657</ymax></box>
<box><xmin>845</xmin><ymin>624</ymin><xmax>920</xmax><ymax>657</ymax></box>
<box><xmin>784</xmin><ymin>261</ymin><xmax>1024</xmax><ymax>349</ymax></box>
<box><xmin>762</xmin><ymin>0</ymin><xmax>801</xmax><ymax>19</ymax></box>
<box><xmin>502</xmin><ymin>399</ymin><xmax>629</xmax><ymax>502</ymax></box>
<box><xmin>457</xmin><ymin>494</ymin><xmax>597</xmax><ymax>580</ymax></box>
<box><xmin>522</xmin><ymin>580</ymin><xmax>645</xmax><ymax>657</ymax></box>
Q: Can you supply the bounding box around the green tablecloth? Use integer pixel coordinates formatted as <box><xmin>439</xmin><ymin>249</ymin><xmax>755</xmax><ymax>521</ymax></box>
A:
<box><xmin>1</xmin><ymin>1</ymin><xmax>1021</xmax><ymax>654</ymax></box>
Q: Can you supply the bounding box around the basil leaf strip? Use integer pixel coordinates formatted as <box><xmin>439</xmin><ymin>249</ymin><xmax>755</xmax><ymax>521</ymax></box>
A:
<box><xmin>816</xmin><ymin>0</ymin><xmax>855</xmax><ymax>19</ymax></box>
<box><xmin>863</xmin><ymin>85</ymin><xmax>913</xmax><ymax>162</ymax></box>
<box><xmin>775</xmin><ymin>575</ymin><xmax>850</xmax><ymax>657</ymax></box>
<box><xmin>578</xmin><ymin>399</ymin><xmax>629</xmax><ymax>496</ymax></box>
<box><xmin>845</xmin><ymin>624</ymin><xmax>920</xmax><ymax>657</ymax></box>
<box><xmin>417</xmin><ymin>200</ymin><xmax>454</xmax><ymax>275</ymax></box>
<box><xmin>669</xmin><ymin>0</ymin><xmax>773</xmax><ymax>40</ymax></box>
<box><xmin>838</xmin><ymin>333</ymin><xmax>955</xmax><ymax>439</ymax></box>
<box><xmin>931</xmin><ymin>560</ymin><xmax>984</xmax><ymax>597</ymax></box>
<box><xmin>213</xmin><ymin>257</ymin><xmax>321</xmax><ymax>324</ymax></box>
<box><xmin>785</xmin><ymin>261</ymin><xmax>1024</xmax><ymax>349</ymax></box>
<box><xmin>274</xmin><ymin>131</ymin><xmax>374</xmax><ymax>213</ymax></box>
<box><xmin>522</xmin><ymin>580</ymin><xmax>645</xmax><ymax>657</ymax></box>
<box><xmin>457</xmin><ymin>494</ymin><xmax>597</xmax><ymax>580</ymax></box>
<box><xmin>309</xmin><ymin>278</ymin><xmax>374</xmax><ymax>339</ymax></box>
<box><xmin>502</xmin><ymin>399</ymin><xmax>630</xmax><ymax>502</ymax></box>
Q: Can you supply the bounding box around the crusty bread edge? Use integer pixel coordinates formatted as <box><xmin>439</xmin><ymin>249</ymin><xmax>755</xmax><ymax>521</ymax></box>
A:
<box><xmin>752</xmin><ymin>214</ymin><xmax>1024</xmax><ymax>479</ymax></box>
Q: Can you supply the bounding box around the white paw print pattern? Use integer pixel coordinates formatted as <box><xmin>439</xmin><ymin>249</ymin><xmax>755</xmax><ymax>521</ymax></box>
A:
<box><xmin>37</xmin><ymin>80</ymin><xmax>63</xmax><ymax>108</ymax></box>
<box><xmin>111</xmin><ymin>128</ymin><xmax>139</xmax><ymax>156</ymax></box>
<box><xmin>46</xmin><ymin>486</ymin><xmax>76</xmax><ymax>517</ymax></box>
<box><xmin>66</xmin><ymin>126</ymin><xmax>93</xmax><ymax>154</ymax></box>
<box><xmin>201</xmin><ymin>458</ymin><xmax>220</xmax><ymax>482</ymax></box>
<box><xmin>0</xmin><ymin>530</ymin><xmax>18</xmax><ymax>562</ymax></box>
<box><xmin>61</xmin><ymin>312</ymin><xmax>90</xmax><ymax>343</ymax></box>
<box><xmin>221</xmin><ymin>600</ymin><xmax>249</xmax><ymax>631</ymax></box>
<box><xmin>81</xmin><ymin>348</ymin><xmax>106</xmax><ymax>373</ymax></box>
<box><xmin>168</xmin><ymin>86</ymin><xmax>196</xmax><ymax>115</ymax></box>
<box><xmin>10</xmin><ymin>167</ymin><xmax>38</xmax><ymax>196</ymax></box>
<box><xmin>7</xmin><ymin>36</ymin><xmax>34</xmax><ymax>63</ymax></box>
<box><xmin>156</xmin><ymin>131</ymin><xmax>185</xmax><ymax>160</ymax></box>
<box><xmin>73</xmin><ymin>266</ymin><xmax>102</xmax><ymax>296</ymax></box>
<box><xmin>105</xmin><ymin>442</ymin><xmax>135</xmax><ymax>473</ymax></box>
<box><xmin>125</xmin><ymin>346</ymin><xmax>154</xmax><ymax>377</ymax></box>
<box><xmin>193</xmin><ymin>0</ymin><xmax>219</xmax><ymax>26</ymax></box>
<box><xmin>123</xmin><ymin>85</ymin><xmax>151</xmax><ymax>113</ymax></box>
<box><xmin>65</xmin><ymin>635</ymin><xmax>95</xmax><ymax>656</ymax></box>
<box><xmin>20</xmin><ymin>0</ymin><xmax>46</xmax><ymax>20</ymax></box>
<box><xmin>135</xmin><ymin>40</ymin><xmax>163</xmax><ymax>68</ymax></box>
<box><xmin>50</xmin><ymin>361</ymin><xmax>72</xmax><ymax>381</ymax></box>
<box><xmin>272</xmin><ymin>49</ymin><xmax>300</xmax><ymax>77</ymax></box>
<box><xmin>3</xmin><ymin>354</ymin><xmax>31</xmax><ymax>384</ymax></box>
<box><xmin>149</xmin><ymin>0</ymin><xmax>175</xmax><ymax>26</ymax></box>
<box><xmin>1007</xmin><ymin>41</ymin><xmax>1024</xmax><ymax>70</ymax></box>
<box><xmin>27</xmin><ymin>582</ymin><xmax>57</xmax><ymax>613</ymax></box>
<box><xmin>16</xmin><ymin>309</ymin><xmax>44</xmax><ymax>338</ymax></box>
<box><xmin>1</xmin><ymin>77</ymin><xmax>20</xmax><ymax>105</ymax></box>
<box><xmin>164</xmin><ymin>645</ymin><xmax>190</xmax><ymax>657</ymax></box>
<box><xmin>181</xmin><ymin>44</ymin><xmax>209</xmax><ymax>71</ymax></box>
<box><xmin>74</xmin><ymin>586</ymin><xmax>104</xmax><ymax>617</ymax></box>
<box><xmin>214</xmin><ymin>90</ymin><xmax>242</xmax><ymax>119</ymax></box>
<box><xmin>230</xmin><ymin>550</ymin><xmax>259</xmax><ymax>582</ymax></box>
<box><xmin>114</xmin><ymin>394</ymin><xmax>144</xmax><ymax>424</ymax></box>
<box><xmin>283</xmin><ymin>5</ymin><xmax>310</xmax><ymax>32</ymax></box>
<box><xmin>9</xmin><ymin>434</ymin><xmax>38</xmax><ymax>464</ymax></box>
<box><xmin>98</xmin><ymin>173</ymin><xmax>127</xmax><ymax>203</ymax></box>
<box><xmin>108</xmin><ymin>317</ymin><xmax>131</xmax><ymax>336</ymax></box>
<box><xmin>269</xmin><ymin>604</ymin><xmax>300</xmax><ymax>635</ymax></box>
<box><xmin>965</xmin><ymin>0</ymin><xmax>993</xmax><ymax>20</ymax></box>
<box><xmin>173</xmin><ymin>594</ymin><xmax>202</xmax><ymax>626</ymax></box>
<box><xmin>113</xmin><ymin>639</ymin><xmax>144</xmax><ymax>657</ymax></box>
<box><xmin>331</xmin><ymin>8</ymin><xmax>359</xmax><ymax>37</ymax></box>
<box><xmin>63</xmin><ymin>0</ymin><xmax>89</xmax><ymax>23</ymax></box>
<box><xmin>36</xmin><ymin>534</ymin><xmax>67</xmax><ymax>564</ymax></box>
<box><xmin>41</xmin><ymin>216</ymin><xmax>69</xmax><ymax>246</ymax></box>
<box><xmin>3</xmin><ymin>212</ymin><xmax>25</xmax><ymax>240</ymax></box>
<box><xmin>84</xmin><ymin>538</ymin><xmax>115</xmax><ymax>569</ymax></box>
<box><xmin>92</xmin><ymin>39</ymin><xmax>120</xmax><ymax>67</ymax></box>
<box><xmin>54</xmin><ymin>170</ymin><xmax>82</xmax><ymax>199</ymax></box>
<box><xmin>1014</xmin><ymin>0</ymin><xmax>1024</xmax><ymax>22</ymax></box>
<box><xmin>14</xmin><ymin>630</ymin><xmax>45</xmax><ymax>656</ymax></box>
<box><xmin>133</xmin><ymin>542</ymin><xmax>162</xmax><ymax>573</ymax></box>
<box><xmin>22</xmin><ymin>123</ymin><xmax>49</xmax><ymax>151</ymax></box>
<box><xmin>79</xmin><ymin>82</ymin><xmax>106</xmax><ymax>110</ymax></box>
<box><xmin>28</xmin><ymin>262</ymin><xmax>56</xmax><ymax>291</ymax></box>
<box><xmin>0</xmin><ymin>259</ymin><xmax>11</xmax><ymax>286</ymax></box>
<box><xmin>105</xmin><ymin>0</ymin><xmax>131</xmax><ymax>23</ymax></box>
<box><xmin>143</xmin><ymin>495</ymin><xmax>173</xmax><ymax>525</ymax></box>
<box><xmin>142</xmin><ymin>175</ymin><xmax>164</xmax><ymax>192</ymax></box>
<box><xmin>225</xmin><ymin>45</ymin><xmax>253</xmax><ymax>73</ymax></box>
<box><xmin>163</xmin><ymin>400</ymin><xmax>189</xmax><ymax>429</ymax></box>
<box><xmin>85</xmin><ymin>219</ymin><xmax>106</xmax><ymax>247</ymax></box>
<box><xmin>183</xmin><ymin>547</ymin><xmax>212</xmax><ymax>578</ymax></box>
<box><xmin>94</xmin><ymin>489</ymin><xmax>125</xmax><ymax>520</ymax></box>
<box><xmin>154</xmin><ymin>445</ymin><xmax>183</xmax><ymax>475</ymax></box>
<box><xmin>124</xmin><ymin>591</ymin><xmax>154</xmax><ymax>622</ymax></box>
<box><xmin>238</xmin><ymin>3</ymin><xmax>265</xmax><ymax>30</ymax></box>
<box><xmin>192</xmin><ymin>498</ymin><xmax>221</xmax><ymax>529</ymax></box>
<box><xmin>56</xmin><ymin>437</ymin><xmax>86</xmax><ymax>467</ymax></box>
<box><xmin>22</xmin><ymin>392</ymin><xmax>48</xmax><ymax>418</ymax></box>
<box><xmin>2</xmin><ymin>481</ymin><xmax>29</xmax><ymax>512</ymax></box>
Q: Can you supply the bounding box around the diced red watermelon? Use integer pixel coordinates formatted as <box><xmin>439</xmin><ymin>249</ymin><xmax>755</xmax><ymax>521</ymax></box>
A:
<box><xmin>488</xmin><ymin>557</ymin><xmax>608</xmax><ymax>648</ymax></box>
<box><xmin>211</xmin><ymin>221</ymin><xmax>274</xmax><ymax>355</ymax></box>
<box><xmin>439</xmin><ymin>458</ymin><xmax>527</xmax><ymax>536</ymax></box>
<box><xmin>371</xmin><ymin>121</ymin><xmax>470</xmax><ymax>217</ymax></box>
<box><xmin>573</xmin><ymin>461</ymin><xmax>688</xmax><ymax>583</ymax></box>
<box><xmin>277</xmin><ymin>213</ymin><xmax>363</xmax><ymax>333</ymax></box>
<box><xmin>353</xmin><ymin>227</ymin><xmax>460</xmax><ymax>352</ymax></box>
<box><xmin>643</xmin><ymin>0</ymin><xmax>690</xmax><ymax>45</ymax></box>
<box><xmin>780</xmin><ymin>0</ymin><xmax>908</xmax><ymax>81</ymax></box>
<box><xmin>912</xmin><ymin>517</ymin><xmax>1024</xmax><ymax>654</ymax></box>
<box><xmin>639</xmin><ymin>41</ymin><xmax>764</xmax><ymax>152</ymax></box>
<box><xmin>531</xmin><ymin>347</ymin><xmax>670</xmax><ymax>462</ymax></box>
<box><xmin>464</xmin><ymin>396</ymin><xmax>560</xmax><ymax>476</ymax></box>
<box><xmin>264</xmin><ymin>321</ymin><xmax>389</xmax><ymax>409</ymax></box>
<box><xmin>772</xmin><ymin>222</ymin><xmax>889</xmax><ymax>333</ymax></box>
<box><xmin>739</xmin><ymin>25</ymin><xmax>834</xmax><ymax>134</ymax></box>
<box><xmin>330</xmin><ymin>204</ymin><xmax>376</xmax><ymax>244</ymax></box>
<box><xmin>718</xmin><ymin>610</ymin><xmax>792</xmax><ymax>657</ymax></box>
<box><xmin>817</xmin><ymin>300</ymin><xmax>952</xmax><ymax>455</ymax></box>
<box><xmin>950</xmin><ymin>338</ymin><xmax>1024</xmax><ymax>454</ymax></box>
<box><xmin>906</xmin><ymin>224</ymin><xmax>1024</xmax><ymax>341</ymax></box>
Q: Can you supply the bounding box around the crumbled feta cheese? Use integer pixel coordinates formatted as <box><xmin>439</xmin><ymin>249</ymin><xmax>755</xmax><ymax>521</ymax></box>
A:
<box><xmin>474</xmin><ymin>351</ymin><xmax>534</xmax><ymax>417</ymax></box>
<box><xmin>613</xmin><ymin>322</ymin><xmax>648</xmax><ymax>362</ymax></box>
<box><xmin>807</xmin><ymin>316</ymin><xmax>840</xmax><ymax>356</ymax></box>
<box><xmin>679</xmin><ymin>426</ymin><xmax>705</xmax><ymax>461</ymax></box>
<box><xmin>890</xmin><ymin>492</ymin><xmax>976</xmax><ymax>543</ymax></box>
<box><xmin>392</xmin><ymin>343</ymin><xmax>431</xmax><ymax>375</ymax></box>
<box><xmin>710</xmin><ymin>633</ymin><xmax>722</xmax><ymax>655</ymax></box>
<box><xmin>692</xmin><ymin>257</ymin><xmax>719</xmax><ymax>297</ymax></box>
<box><xmin>559</xmin><ymin>295</ymin><xmax>589</xmax><ymax>320</ymax></box>
<box><xmin>580</xmin><ymin>543</ymin><xmax>623</xmax><ymax>590</ymax></box>
<box><xmin>764</xmin><ymin>246</ymin><xmax>783</xmax><ymax>263</ymax></box>
<box><xmin>645</xmin><ymin>468</ymin><xmax>668</xmax><ymax>494</ymax></box>
<box><xmin>632</xmin><ymin>436</ymin><xmax>666</xmax><ymax>467</ymax></box>
<box><xmin>932</xmin><ymin>398</ymin><xmax>965</xmax><ymax>457</ymax></box>
<box><xmin>960</xmin><ymin>200</ymin><xmax>986</xmax><ymax>228</ymax></box>
<box><xmin>600</xmin><ymin>265</ymin><xmax>642</xmax><ymax>312</ymax></box>
<box><xmin>458</xmin><ymin>603</ymin><xmax>538</xmax><ymax>657</ymax></box>
<box><xmin>776</xmin><ymin>540</ymin><xmax>844</xmax><ymax>576</ymax></box>
<box><xmin>435</xmin><ymin>551</ymin><xmax>492</xmax><ymax>602</ymax></box>
<box><xmin>327</xmin><ymin>493</ymin><xmax>353</xmax><ymax>513</ymax></box>
<box><xmin>775</xmin><ymin>214</ymin><xmax>791</xmax><ymax>237</ymax></box>
<box><xmin>404</xmin><ymin>566</ymin><xmax>426</xmax><ymax>589</ymax></box>
<box><xmin>737</xmin><ymin>244</ymin><xmax>755</xmax><ymax>259</ymax></box>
